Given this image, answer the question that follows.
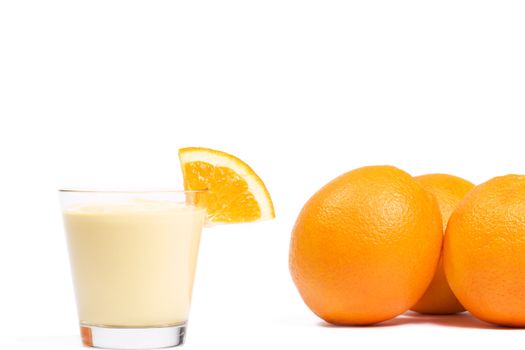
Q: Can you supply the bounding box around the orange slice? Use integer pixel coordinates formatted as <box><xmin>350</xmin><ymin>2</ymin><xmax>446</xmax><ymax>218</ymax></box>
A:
<box><xmin>178</xmin><ymin>147</ymin><xmax>275</xmax><ymax>223</ymax></box>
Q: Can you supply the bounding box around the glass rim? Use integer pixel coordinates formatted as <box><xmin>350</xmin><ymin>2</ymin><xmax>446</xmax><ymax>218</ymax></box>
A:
<box><xmin>58</xmin><ymin>188</ymin><xmax>208</xmax><ymax>194</ymax></box>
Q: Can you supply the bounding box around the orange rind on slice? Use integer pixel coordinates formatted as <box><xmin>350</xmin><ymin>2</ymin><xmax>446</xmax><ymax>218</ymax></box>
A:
<box><xmin>178</xmin><ymin>147</ymin><xmax>275</xmax><ymax>223</ymax></box>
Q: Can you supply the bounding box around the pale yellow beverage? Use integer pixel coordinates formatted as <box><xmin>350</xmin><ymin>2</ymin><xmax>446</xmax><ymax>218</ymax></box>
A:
<box><xmin>63</xmin><ymin>199</ymin><xmax>206</xmax><ymax>328</ymax></box>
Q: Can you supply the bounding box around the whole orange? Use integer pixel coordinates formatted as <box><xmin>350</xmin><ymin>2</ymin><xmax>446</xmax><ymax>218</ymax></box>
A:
<box><xmin>444</xmin><ymin>175</ymin><xmax>525</xmax><ymax>327</ymax></box>
<box><xmin>410</xmin><ymin>174</ymin><xmax>474</xmax><ymax>314</ymax></box>
<box><xmin>289</xmin><ymin>165</ymin><xmax>443</xmax><ymax>325</ymax></box>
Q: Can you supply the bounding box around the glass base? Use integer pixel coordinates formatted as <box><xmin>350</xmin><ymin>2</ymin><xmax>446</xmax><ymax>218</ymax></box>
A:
<box><xmin>80</xmin><ymin>323</ymin><xmax>186</xmax><ymax>349</ymax></box>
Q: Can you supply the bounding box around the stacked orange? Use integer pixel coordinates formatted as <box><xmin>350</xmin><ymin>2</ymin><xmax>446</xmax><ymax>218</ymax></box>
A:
<box><xmin>410</xmin><ymin>174</ymin><xmax>474</xmax><ymax>315</ymax></box>
<box><xmin>444</xmin><ymin>175</ymin><xmax>525</xmax><ymax>327</ymax></box>
<box><xmin>289</xmin><ymin>166</ymin><xmax>525</xmax><ymax>327</ymax></box>
<box><xmin>290</xmin><ymin>166</ymin><xmax>443</xmax><ymax>325</ymax></box>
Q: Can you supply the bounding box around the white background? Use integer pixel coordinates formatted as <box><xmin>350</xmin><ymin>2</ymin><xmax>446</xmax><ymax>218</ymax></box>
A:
<box><xmin>1</xmin><ymin>0</ymin><xmax>525</xmax><ymax>349</ymax></box>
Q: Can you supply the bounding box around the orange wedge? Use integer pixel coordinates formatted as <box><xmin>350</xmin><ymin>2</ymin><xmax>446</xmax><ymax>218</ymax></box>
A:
<box><xmin>178</xmin><ymin>147</ymin><xmax>275</xmax><ymax>223</ymax></box>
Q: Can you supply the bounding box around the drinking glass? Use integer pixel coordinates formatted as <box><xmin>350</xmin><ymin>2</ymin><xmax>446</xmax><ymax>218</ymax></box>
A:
<box><xmin>59</xmin><ymin>190</ymin><xmax>206</xmax><ymax>349</ymax></box>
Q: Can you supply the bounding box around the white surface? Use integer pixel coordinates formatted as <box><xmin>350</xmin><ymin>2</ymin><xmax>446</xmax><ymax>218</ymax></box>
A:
<box><xmin>2</xmin><ymin>0</ymin><xmax>525</xmax><ymax>349</ymax></box>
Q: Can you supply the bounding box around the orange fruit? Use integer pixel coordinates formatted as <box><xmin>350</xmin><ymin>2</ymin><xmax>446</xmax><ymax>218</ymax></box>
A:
<box><xmin>410</xmin><ymin>174</ymin><xmax>474</xmax><ymax>314</ymax></box>
<box><xmin>178</xmin><ymin>147</ymin><xmax>275</xmax><ymax>223</ymax></box>
<box><xmin>289</xmin><ymin>165</ymin><xmax>443</xmax><ymax>325</ymax></box>
<box><xmin>444</xmin><ymin>175</ymin><xmax>525</xmax><ymax>327</ymax></box>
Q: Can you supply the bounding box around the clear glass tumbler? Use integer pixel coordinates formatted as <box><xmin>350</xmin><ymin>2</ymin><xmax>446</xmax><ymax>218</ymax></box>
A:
<box><xmin>59</xmin><ymin>190</ymin><xmax>207</xmax><ymax>349</ymax></box>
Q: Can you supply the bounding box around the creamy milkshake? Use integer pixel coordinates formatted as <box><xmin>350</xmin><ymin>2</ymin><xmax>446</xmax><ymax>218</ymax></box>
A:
<box><xmin>61</xmin><ymin>191</ymin><xmax>206</xmax><ymax>349</ymax></box>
